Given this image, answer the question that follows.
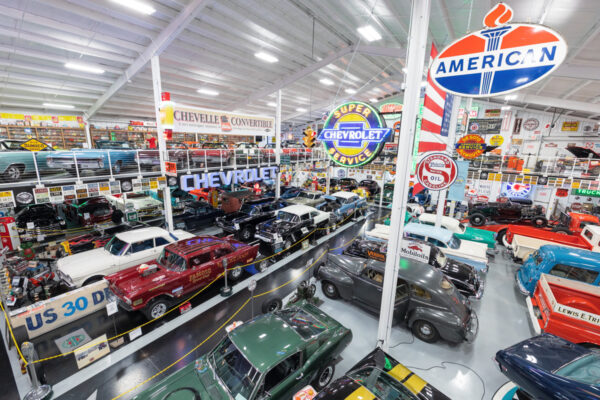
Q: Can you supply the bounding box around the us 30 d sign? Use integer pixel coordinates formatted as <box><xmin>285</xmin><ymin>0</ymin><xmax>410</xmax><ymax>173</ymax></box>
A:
<box><xmin>416</xmin><ymin>153</ymin><xmax>458</xmax><ymax>191</ymax></box>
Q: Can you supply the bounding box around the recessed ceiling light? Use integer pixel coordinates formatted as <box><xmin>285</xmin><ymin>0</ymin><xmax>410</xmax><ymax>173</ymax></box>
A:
<box><xmin>43</xmin><ymin>103</ymin><xmax>74</xmax><ymax>109</ymax></box>
<box><xmin>501</xmin><ymin>106</ymin><xmax>511</xmax><ymax>110</ymax></box>
<box><xmin>255</xmin><ymin>52</ymin><xmax>278</xmax><ymax>63</ymax></box>
<box><xmin>197</xmin><ymin>88</ymin><xmax>219</xmax><ymax>96</ymax></box>
<box><xmin>110</xmin><ymin>0</ymin><xmax>155</xmax><ymax>15</ymax></box>
<box><xmin>345</xmin><ymin>88</ymin><xmax>357</xmax><ymax>94</ymax></box>
<box><xmin>505</xmin><ymin>94</ymin><xmax>517</xmax><ymax>100</ymax></box>
<box><xmin>65</xmin><ymin>62</ymin><xmax>104</xmax><ymax>74</ymax></box>
<box><xmin>267</xmin><ymin>102</ymin><xmax>277</xmax><ymax>107</ymax></box>
<box><xmin>357</xmin><ymin>25</ymin><xmax>382</xmax><ymax>42</ymax></box>
<box><xmin>296</xmin><ymin>107</ymin><xmax>307</xmax><ymax>112</ymax></box>
<box><xmin>369</xmin><ymin>98</ymin><xmax>378</xmax><ymax>103</ymax></box>
<box><xmin>320</xmin><ymin>78</ymin><xmax>334</xmax><ymax>86</ymax></box>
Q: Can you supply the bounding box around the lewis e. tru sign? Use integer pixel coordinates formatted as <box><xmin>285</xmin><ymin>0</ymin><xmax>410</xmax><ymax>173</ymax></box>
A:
<box><xmin>180</xmin><ymin>166</ymin><xmax>278</xmax><ymax>190</ymax></box>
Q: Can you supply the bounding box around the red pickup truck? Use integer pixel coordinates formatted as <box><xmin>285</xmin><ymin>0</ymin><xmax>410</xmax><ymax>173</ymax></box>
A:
<box><xmin>105</xmin><ymin>236</ymin><xmax>259</xmax><ymax>319</ymax></box>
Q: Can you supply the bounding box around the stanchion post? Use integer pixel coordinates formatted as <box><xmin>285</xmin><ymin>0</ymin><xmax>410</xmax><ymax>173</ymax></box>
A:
<box><xmin>220</xmin><ymin>258</ymin><xmax>232</xmax><ymax>297</ymax></box>
<box><xmin>22</xmin><ymin>342</ymin><xmax>52</xmax><ymax>400</ymax></box>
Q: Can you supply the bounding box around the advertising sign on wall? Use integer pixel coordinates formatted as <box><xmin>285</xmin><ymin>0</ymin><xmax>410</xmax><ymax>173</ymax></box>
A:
<box><xmin>447</xmin><ymin>160</ymin><xmax>469</xmax><ymax>201</ymax></box>
<box><xmin>485</xmin><ymin>109</ymin><xmax>501</xmax><ymax>117</ymax></box>
<box><xmin>180</xmin><ymin>166</ymin><xmax>279</xmax><ymax>191</ymax></box>
<box><xmin>468</xmin><ymin>118</ymin><xmax>502</xmax><ymax>135</ymax></box>
<box><xmin>415</xmin><ymin>152</ymin><xmax>458</xmax><ymax>191</ymax></box>
<box><xmin>0</xmin><ymin>191</ymin><xmax>16</xmax><ymax>208</ymax></box>
<box><xmin>561</xmin><ymin>121</ymin><xmax>580</xmax><ymax>131</ymax></box>
<box><xmin>456</xmin><ymin>134</ymin><xmax>486</xmax><ymax>159</ymax></box>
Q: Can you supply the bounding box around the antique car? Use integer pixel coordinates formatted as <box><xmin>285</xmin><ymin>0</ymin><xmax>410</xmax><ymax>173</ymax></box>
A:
<box><xmin>321</xmin><ymin>191</ymin><xmax>367</xmax><ymax>221</ymax></box>
<box><xmin>46</xmin><ymin>140</ymin><xmax>136</xmax><ymax>175</ymax></box>
<box><xmin>104</xmin><ymin>192</ymin><xmax>163</xmax><ymax>220</ymax></box>
<box><xmin>418</xmin><ymin>213</ymin><xmax>496</xmax><ymax>249</ymax></box>
<box><xmin>468</xmin><ymin>199</ymin><xmax>547</xmax><ymax>227</ymax></box>
<box><xmin>147</xmin><ymin>187</ymin><xmax>194</xmax><ymax>213</ymax></box>
<box><xmin>344</xmin><ymin>238</ymin><xmax>484</xmax><ymax>299</ymax></box>
<box><xmin>130</xmin><ymin>302</ymin><xmax>352</xmax><ymax>399</ymax></box>
<box><xmin>495</xmin><ymin>334</ymin><xmax>600</xmax><ymax>400</ymax></box>
<box><xmin>57</xmin><ymin>226</ymin><xmax>194</xmax><ymax>288</ymax></box>
<box><xmin>357</xmin><ymin>179</ymin><xmax>381</xmax><ymax>195</ymax></box>
<box><xmin>15</xmin><ymin>203</ymin><xmax>66</xmax><ymax>239</ymax></box>
<box><xmin>233</xmin><ymin>141</ymin><xmax>259</xmax><ymax>162</ymax></box>
<box><xmin>192</xmin><ymin>142</ymin><xmax>232</xmax><ymax>165</ymax></box>
<box><xmin>317</xmin><ymin>253</ymin><xmax>478</xmax><ymax>343</ymax></box>
<box><xmin>255</xmin><ymin>204</ymin><xmax>333</xmax><ymax>253</ymax></box>
<box><xmin>317</xmin><ymin>177</ymin><xmax>341</xmax><ymax>192</ymax></box>
<box><xmin>216</xmin><ymin>197</ymin><xmax>287</xmax><ymax>241</ymax></box>
<box><xmin>404</xmin><ymin>223</ymin><xmax>489</xmax><ymax>272</ymax></box>
<box><xmin>135</xmin><ymin>141</ymin><xmax>190</xmax><ymax>170</ymax></box>
<box><xmin>280</xmin><ymin>186</ymin><xmax>305</xmax><ymax>199</ymax></box>
<box><xmin>517</xmin><ymin>245</ymin><xmax>600</xmax><ymax>295</ymax></box>
<box><xmin>172</xmin><ymin>200</ymin><xmax>225</xmax><ymax>231</ymax></box>
<box><xmin>64</xmin><ymin>197</ymin><xmax>117</xmax><ymax>226</ymax></box>
<box><xmin>0</xmin><ymin>139</ymin><xmax>59</xmax><ymax>181</ymax></box>
<box><xmin>106</xmin><ymin>235</ymin><xmax>260</xmax><ymax>319</ymax></box>
<box><xmin>339</xmin><ymin>177</ymin><xmax>358</xmax><ymax>191</ymax></box>
<box><xmin>220</xmin><ymin>190</ymin><xmax>260</xmax><ymax>213</ymax></box>
<box><xmin>408</xmin><ymin>186</ymin><xmax>431</xmax><ymax>205</ymax></box>
<box><xmin>313</xmin><ymin>347</ymin><xmax>450</xmax><ymax>400</ymax></box>
<box><xmin>287</xmin><ymin>190</ymin><xmax>326</xmax><ymax>207</ymax></box>
<box><xmin>526</xmin><ymin>273</ymin><xmax>600</xmax><ymax>346</ymax></box>
<box><xmin>374</xmin><ymin>183</ymin><xmax>394</xmax><ymax>204</ymax></box>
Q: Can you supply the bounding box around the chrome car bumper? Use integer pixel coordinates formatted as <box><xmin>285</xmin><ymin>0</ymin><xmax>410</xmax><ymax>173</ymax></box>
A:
<box><xmin>465</xmin><ymin>311</ymin><xmax>479</xmax><ymax>342</ymax></box>
<box><xmin>515</xmin><ymin>270</ymin><xmax>531</xmax><ymax>296</ymax></box>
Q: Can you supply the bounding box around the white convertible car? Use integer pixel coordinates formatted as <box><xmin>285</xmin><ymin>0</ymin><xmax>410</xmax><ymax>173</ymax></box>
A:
<box><xmin>56</xmin><ymin>226</ymin><xmax>194</xmax><ymax>287</ymax></box>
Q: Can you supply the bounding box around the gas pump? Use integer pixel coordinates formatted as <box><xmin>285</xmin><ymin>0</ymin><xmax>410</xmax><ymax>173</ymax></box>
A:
<box><xmin>0</xmin><ymin>216</ymin><xmax>21</xmax><ymax>251</ymax></box>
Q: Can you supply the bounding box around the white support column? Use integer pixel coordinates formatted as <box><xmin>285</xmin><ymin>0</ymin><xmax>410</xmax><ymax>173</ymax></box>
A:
<box><xmin>151</xmin><ymin>56</ymin><xmax>174</xmax><ymax>232</ymax></box>
<box><xmin>83</xmin><ymin>116</ymin><xmax>92</xmax><ymax>149</ymax></box>
<box><xmin>275</xmin><ymin>89</ymin><xmax>282</xmax><ymax>198</ymax></box>
<box><xmin>326</xmin><ymin>164</ymin><xmax>331</xmax><ymax>195</ymax></box>
<box><xmin>377</xmin><ymin>0</ymin><xmax>431</xmax><ymax>351</ymax></box>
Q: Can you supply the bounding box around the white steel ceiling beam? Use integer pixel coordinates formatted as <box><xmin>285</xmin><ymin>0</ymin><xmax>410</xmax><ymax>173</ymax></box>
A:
<box><xmin>561</xmin><ymin>80</ymin><xmax>591</xmax><ymax>99</ymax></box>
<box><xmin>436</xmin><ymin>0</ymin><xmax>456</xmax><ymax>41</ymax></box>
<box><xmin>554</xmin><ymin>64</ymin><xmax>600</xmax><ymax>81</ymax></box>
<box><xmin>86</xmin><ymin>0</ymin><xmax>211</xmax><ymax>118</ymax></box>
<box><xmin>512</xmin><ymin>93</ymin><xmax>600</xmax><ymax>115</ymax></box>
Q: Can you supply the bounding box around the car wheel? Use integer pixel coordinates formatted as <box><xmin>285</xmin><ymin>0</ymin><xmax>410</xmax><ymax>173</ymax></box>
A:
<box><xmin>532</xmin><ymin>216</ymin><xmax>547</xmax><ymax>227</ymax></box>
<box><xmin>308</xmin><ymin>284</ymin><xmax>317</xmax><ymax>298</ymax></box>
<box><xmin>261</xmin><ymin>298</ymin><xmax>282</xmax><ymax>314</ymax></box>
<box><xmin>4</xmin><ymin>165</ymin><xmax>23</xmax><ymax>181</ymax></box>
<box><xmin>82</xmin><ymin>276</ymin><xmax>103</xmax><ymax>286</ymax></box>
<box><xmin>412</xmin><ymin>320</ymin><xmax>440</xmax><ymax>343</ymax></box>
<box><xmin>239</xmin><ymin>226</ymin><xmax>253</xmax><ymax>241</ymax></box>
<box><xmin>228</xmin><ymin>264</ymin><xmax>243</xmax><ymax>281</ymax></box>
<box><xmin>469</xmin><ymin>213</ymin><xmax>486</xmax><ymax>226</ymax></box>
<box><xmin>144</xmin><ymin>298</ymin><xmax>169</xmax><ymax>320</ymax></box>
<box><xmin>496</xmin><ymin>229</ymin><xmax>507</xmax><ymax>245</ymax></box>
<box><xmin>257</xmin><ymin>259</ymin><xmax>269</xmax><ymax>273</ymax></box>
<box><xmin>314</xmin><ymin>362</ymin><xmax>335</xmax><ymax>390</ymax></box>
<box><xmin>322</xmin><ymin>281</ymin><xmax>339</xmax><ymax>299</ymax></box>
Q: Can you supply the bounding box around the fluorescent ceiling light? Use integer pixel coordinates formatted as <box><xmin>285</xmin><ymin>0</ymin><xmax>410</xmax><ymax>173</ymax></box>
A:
<box><xmin>65</xmin><ymin>62</ymin><xmax>104</xmax><ymax>74</ymax></box>
<box><xmin>501</xmin><ymin>106</ymin><xmax>511</xmax><ymax>110</ymax></box>
<box><xmin>357</xmin><ymin>25</ymin><xmax>382</xmax><ymax>42</ymax></box>
<box><xmin>197</xmin><ymin>88</ymin><xmax>219</xmax><ymax>96</ymax></box>
<box><xmin>345</xmin><ymin>88</ymin><xmax>357</xmax><ymax>94</ymax></box>
<box><xmin>296</xmin><ymin>107</ymin><xmax>307</xmax><ymax>112</ymax></box>
<box><xmin>267</xmin><ymin>102</ymin><xmax>277</xmax><ymax>107</ymax></box>
<box><xmin>505</xmin><ymin>94</ymin><xmax>517</xmax><ymax>100</ymax></box>
<box><xmin>110</xmin><ymin>0</ymin><xmax>155</xmax><ymax>15</ymax></box>
<box><xmin>320</xmin><ymin>78</ymin><xmax>334</xmax><ymax>86</ymax></box>
<box><xmin>43</xmin><ymin>103</ymin><xmax>74</xmax><ymax>109</ymax></box>
<box><xmin>255</xmin><ymin>52</ymin><xmax>278</xmax><ymax>63</ymax></box>
<box><xmin>369</xmin><ymin>98</ymin><xmax>378</xmax><ymax>103</ymax></box>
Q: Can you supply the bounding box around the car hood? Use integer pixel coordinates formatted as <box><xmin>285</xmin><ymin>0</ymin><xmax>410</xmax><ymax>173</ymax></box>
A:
<box><xmin>287</xmin><ymin>197</ymin><xmax>318</xmax><ymax>205</ymax></box>
<box><xmin>112</xmin><ymin>264</ymin><xmax>171</xmax><ymax>295</ymax></box>
<box><xmin>566</xmin><ymin>146</ymin><xmax>600</xmax><ymax>159</ymax></box>
<box><xmin>218</xmin><ymin>211</ymin><xmax>248</xmax><ymax>223</ymax></box>
<box><xmin>49</xmin><ymin>150</ymin><xmax>103</xmax><ymax>158</ymax></box>
<box><xmin>453</xmin><ymin>240</ymin><xmax>488</xmax><ymax>261</ymax></box>
<box><xmin>464</xmin><ymin>227</ymin><xmax>496</xmax><ymax>244</ymax></box>
<box><xmin>257</xmin><ymin>218</ymin><xmax>295</xmax><ymax>234</ymax></box>
<box><xmin>328</xmin><ymin>253</ymin><xmax>366</xmax><ymax>275</ymax></box>
<box><xmin>441</xmin><ymin>258</ymin><xmax>478</xmax><ymax>283</ymax></box>
<box><xmin>57</xmin><ymin>248</ymin><xmax>113</xmax><ymax>279</ymax></box>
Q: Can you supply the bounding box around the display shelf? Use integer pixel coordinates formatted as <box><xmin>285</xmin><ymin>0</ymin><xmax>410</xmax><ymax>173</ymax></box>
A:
<box><xmin>0</xmin><ymin>125</ymin><xmax>85</xmax><ymax>149</ymax></box>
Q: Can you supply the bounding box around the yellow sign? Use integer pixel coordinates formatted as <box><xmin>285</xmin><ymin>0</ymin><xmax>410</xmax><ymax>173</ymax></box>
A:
<box><xmin>20</xmin><ymin>138</ymin><xmax>47</xmax><ymax>152</ymax></box>
<box><xmin>489</xmin><ymin>135</ymin><xmax>504</xmax><ymax>146</ymax></box>
<box><xmin>561</xmin><ymin>121</ymin><xmax>580</xmax><ymax>131</ymax></box>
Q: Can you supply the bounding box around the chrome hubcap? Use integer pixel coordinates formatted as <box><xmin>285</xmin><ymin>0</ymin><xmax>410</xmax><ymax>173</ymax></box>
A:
<box><xmin>7</xmin><ymin>167</ymin><xmax>19</xmax><ymax>179</ymax></box>
<box><xmin>420</xmin><ymin>324</ymin><xmax>432</xmax><ymax>336</ymax></box>
<box><xmin>319</xmin><ymin>366</ymin><xmax>333</xmax><ymax>386</ymax></box>
<box><xmin>151</xmin><ymin>303</ymin><xmax>167</xmax><ymax>318</ymax></box>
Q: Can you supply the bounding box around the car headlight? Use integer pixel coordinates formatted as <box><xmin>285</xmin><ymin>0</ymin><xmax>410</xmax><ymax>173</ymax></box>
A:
<box><xmin>123</xmin><ymin>296</ymin><xmax>132</xmax><ymax>305</ymax></box>
<box><xmin>98</xmin><ymin>159</ymin><xmax>104</xmax><ymax>168</ymax></box>
<box><xmin>234</xmin><ymin>223</ymin><xmax>240</xmax><ymax>229</ymax></box>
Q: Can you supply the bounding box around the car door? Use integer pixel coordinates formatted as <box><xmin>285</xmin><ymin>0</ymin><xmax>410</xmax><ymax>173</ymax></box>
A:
<box><xmin>185</xmin><ymin>251</ymin><xmax>214</xmax><ymax>292</ymax></box>
<box><xmin>257</xmin><ymin>352</ymin><xmax>306</xmax><ymax>400</ymax></box>
<box><xmin>394</xmin><ymin>278</ymin><xmax>411</xmax><ymax>319</ymax></box>
<box><xmin>353</xmin><ymin>264</ymin><xmax>383</xmax><ymax>311</ymax></box>
<box><xmin>117</xmin><ymin>238</ymin><xmax>155</xmax><ymax>271</ymax></box>
<box><xmin>212</xmin><ymin>244</ymin><xmax>235</xmax><ymax>274</ymax></box>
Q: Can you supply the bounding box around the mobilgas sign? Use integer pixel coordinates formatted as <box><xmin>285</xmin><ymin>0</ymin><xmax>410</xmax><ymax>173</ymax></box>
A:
<box><xmin>431</xmin><ymin>3</ymin><xmax>567</xmax><ymax>97</ymax></box>
<box><xmin>180</xmin><ymin>166</ymin><xmax>278</xmax><ymax>190</ymax></box>
<box><xmin>318</xmin><ymin>102</ymin><xmax>391</xmax><ymax>167</ymax></box>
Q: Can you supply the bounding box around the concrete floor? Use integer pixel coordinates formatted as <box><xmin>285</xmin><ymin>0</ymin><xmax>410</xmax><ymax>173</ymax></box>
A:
<box><xmin>316</xmin><ymin>248</ymin><xmax>536</xmax><ymax>400</ymax></box>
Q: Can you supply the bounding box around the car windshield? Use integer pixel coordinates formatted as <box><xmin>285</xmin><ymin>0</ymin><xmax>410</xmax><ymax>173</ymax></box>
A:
<box><xmin>297</xmin><ymin>192</ymin><xmax>314</xmax><ymax>199</ymax></box>
<box><xmin>97</xmin><ymin>141</ymin><xmax>131</xmax><ymax>149</ymax></box>
<box><xmin>555</xmin><ymin>353</ymin><xmax>600</xmax><ymax>385</ymax></box>
<box><xmin>210</xmin><ymin>337</ymin><xmax>260</xmax><ymax>400</ymax></box>
<box><xmin>239</xmin><ymin>203</ymin><xmax>256</xmax><ymax>214</ymax></box>
<box><xmin>275</xmin><ymin>307</ymin><xmax>326</xmax><ymax>339</ymax></box>
<box><xmin>157</xmin><ymin>249</ymin><xmax>186</xmax><ymax>272</ymax></box>
<box><xmin>277</xmin><ymin>211</ymin><xmax>299</xmax><ymax>222</ymax></box>
<box><xmin>448</xmin><ymin>235</ymin><xmax>461</xmax><ymax>249</ymax></box>
<box><xmin>348</xmin><ymin>367</ymin><xmax>414</xmax><ymax>400</ymax></box>
<box><xmin>105</xmin><ymin>236</ymin><xmax>129</xmax><ymax>255</ymax></box>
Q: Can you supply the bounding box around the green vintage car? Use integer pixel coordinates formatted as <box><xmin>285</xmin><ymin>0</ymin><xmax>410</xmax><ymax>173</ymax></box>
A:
<box><xmin>133</xmin><ymin>302</ymin><xmax>352</xmax><ymax>400</ymax></box>
<box><xmin>0</xmin><ymin>139</ymin><xmax>58</xmax><ymax>181</ymax></box>
<box><xmin>374</xmin><ymin>183</ymin><xmax>394</xmax><ymax>204</ymax></box>
<box><xmin>417</xmin><ymin>213</ymin><xmax>496</xmax><ymax>249</ymax></box>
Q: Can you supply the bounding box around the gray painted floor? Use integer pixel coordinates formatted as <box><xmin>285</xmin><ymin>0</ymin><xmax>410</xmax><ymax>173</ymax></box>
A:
<box><xmin>316</xmin><ymin>248</ymin><xmax>535</xmax><ymax>400</ymax></box>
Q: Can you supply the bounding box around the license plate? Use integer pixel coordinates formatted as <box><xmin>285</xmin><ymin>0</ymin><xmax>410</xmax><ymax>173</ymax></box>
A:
<box><xmin>80</xmin><ymin>162</ymin><xmax>99</xmax><ymax>169</ymax></box>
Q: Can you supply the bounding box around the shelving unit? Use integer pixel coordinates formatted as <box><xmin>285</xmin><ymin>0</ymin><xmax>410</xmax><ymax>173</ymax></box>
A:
<box><xmin>0</xmin><ymin>125</ymin><xmax>86</xmax><ymax>149</ymax></box>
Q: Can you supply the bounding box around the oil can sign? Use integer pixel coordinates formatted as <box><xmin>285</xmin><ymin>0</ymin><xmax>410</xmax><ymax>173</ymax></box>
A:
<box><xmin>416</xmin><ymin>153</ymin><xmax>458</xmax><ymax>191</ymax></box>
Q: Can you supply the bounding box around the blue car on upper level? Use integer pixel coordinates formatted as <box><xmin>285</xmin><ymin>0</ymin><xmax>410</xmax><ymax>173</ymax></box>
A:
<box><xmin>322</xmin><ymin>191</ymin><xmax>367</xmax><ymax>221</ymax></box>
<box><xmin>46</xmin><ymin>140</ymin><xmax>137</xmax><ymax>175</ymax></box>
<box><xmin>517</xmin><ymin>245</ymin><xmax>600</xmax><ymax>295</ymax></box>
<box><xmin>495</xmin><ymin>334</ymin><xmax>600</xmax><ymax>400</ymax></box>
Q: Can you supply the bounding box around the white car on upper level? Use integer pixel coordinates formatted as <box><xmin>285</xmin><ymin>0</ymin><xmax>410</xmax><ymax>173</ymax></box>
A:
<box><xmin>56</xmin><ymin>227</ymin><xmax>194</xmax><ymax>288</ymax></box>
<box><xmin>104</xmin><ymin>192</ymin><xmax>163</xmax><ymax>219</ymax></box>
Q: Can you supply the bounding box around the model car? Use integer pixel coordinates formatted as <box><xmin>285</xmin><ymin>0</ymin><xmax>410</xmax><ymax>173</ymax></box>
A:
<box><xmin>64</xmin><ymin>197</ymin><xmax>117</xmax><ymax>226</ymax></box>
<box><xmin>130</xmin><ymin>302</ymin><xmax>352</xmax><ymax>399</ymax></box>
<box><xmin>135</xmin><ymin>141</ymin><xmax>190</xmax><ymax>170</ymax></box>
<box><xmin>495</xmin><ymin>334</ymin><xmax>600</xmax><ymax>400</ymax></box>
<box><xmin>313</xmin><ymin>347</ymin><xmax>450</xmax><ymax>400</ymax></box>
<box><xmin>216</xmin><ymin>197</ymin><xmax>287</xmax><ymax>241</ymax></box>
<box><xmin>15</xmin><ymin>203</ymin><xmax>66</xmax><ymax>239</ymax></box>
<box><xmin>104</xmin><ymin>192</ymin><xmax>163</xmax><ymax>220</ymax></box>
<box><xmin>357</xmin><ymin>179</ymin><xmax>381</xmax><ymax>195</ymax></box>
<box><xmin>418</xmin><ymin>213</ymin><xmax>496</xmax><ymax>249</ymax></box>
<box><xmin>344</xmin><ymin>238</ymin><xmax>484</xmax><ymax>299</ymax></box>
<box><xmin>46</xmin><ymin>140</ymin><xmax>136</xmax><ymax>175</ymax></box>
<box><xmin>287</xmin><ymin>190</ymin><xmax>326</xmax><ymax>207</ymax></box>
<box><xmin>56</xmin><ymin>226</ymin><xmax>194</xmax><ymax>288</ymax></box>
<box><xmin>468</xmin><ymin>199</ymin><xmax>547</xmax><ymax>227</ymax></box>
<box><xmin>0</xmin><ymin>139</ymin><xmax>58</xmax><ymax>181</ymax></box>
<box><xmin>173</xmin><ymin>200</ymin><xmax>225</xmax><ymax>231</ymax></box>
<box><xmin>317</xmin><ymin>253</ymin><xmax>478</xmax><ymax>343</ymax></box>
<box><xmin>404</xmin><ymin>223</ymin><xmax>489</xmax><ymax>272</ymax></box>
<box><xmin>106</xmin><ymin>235</ymin><xmax>259</xmax><ymax>319</ymax></box>
<box><xmin>322</xmin><ymin>191</ymin><xmax>367</xmax><ymax>221</ymax></box>
<box><xmin>338</xmin><ymin>177</ymin><xmax>358</xmax><ymax>191</ymax></box>
<box><xmin>255</xmin><ymin>204</ymin><xmax>333</xmax><ymax>252</ymax></box>
<box><xmin>517</xmin><ymin>245</ymin><xmax>600</xmax><ymax>295</ymax></box>
<box><xmin>280</xmin><ymin>186</ymin><xmax>305</xmax><ymax>199</ymax></box>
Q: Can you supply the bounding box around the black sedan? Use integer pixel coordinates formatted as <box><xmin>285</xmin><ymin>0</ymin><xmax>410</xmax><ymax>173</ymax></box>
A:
<box><xmin>172</xmin><ymin>201</ymin><xmax>224</xmax><ymax>231</ymax></box>
<box><xmin>358</xmin><ymin>179</ymin><xmax>381</xmax><ymax>195</ymax></box>
<box><xmin>339</xmin><ymin>177</ymin><xmax>358</xmax><ymax>191</ymax></box>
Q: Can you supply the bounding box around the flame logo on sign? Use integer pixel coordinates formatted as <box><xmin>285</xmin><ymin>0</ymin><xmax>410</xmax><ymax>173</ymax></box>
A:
<box><xmin>483</xmin><ymin>3</ymin><xmax>513</xmax><ymax>28</ymax></box>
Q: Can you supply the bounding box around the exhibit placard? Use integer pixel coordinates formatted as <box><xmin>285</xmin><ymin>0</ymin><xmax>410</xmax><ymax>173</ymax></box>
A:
<box><xmin>400</xmin><ymin>240</ymin><xmax>431</xmax><ymax>263</ymax></box>
<box><xmin>74</xmin><ymin>334</ymin><xmax>110</xmax><ymax>369</ymax></box>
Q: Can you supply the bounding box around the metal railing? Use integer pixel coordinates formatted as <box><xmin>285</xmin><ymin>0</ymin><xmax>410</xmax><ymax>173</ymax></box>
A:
<box><xmin>468</xmin><ymin>154</ymin><xmax>600</xmax><ymax>179</ymax></box>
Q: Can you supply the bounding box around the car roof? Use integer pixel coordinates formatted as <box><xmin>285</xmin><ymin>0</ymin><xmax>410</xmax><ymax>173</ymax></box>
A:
<box><xmin>368</xmin><ymin>256</ymin><xmax>441</xmax><ymax>285</ymax></box>
<box><xmin>418</xmin><ymin>213</ymin><xmax>459</xmax><ymax>228</ymax></box>
<box><xmin>280</xmin><ymin>204</ymin><xmax>317</xmax><ymax>215</ymax></box>
<box><xmin>539</xmin><ymin>245</ymin><xmax>600</xmax><ymax>267</ymax></box>
<box><xmin>229</xmin><ymin>313</ymin><xmax>305</xmax><ymax>373</ymax></box>
<box><xmin>331</xmin><ymin>191</ymin><xmax>356</xmax><ymax>199</ymax></box>
<box><xmin>115</xmin><ymin>227</ymin><xmax>169</xmax><ymax>242</ymax></box>
<box><xmin>303</xmin><ymin>190</ymin><xmax>322</xmax><ymax>195</ymax></box>
<box><xmin>404</xmin><ymin>222</ymin><xmax>453</xmax><ymax>242</ymax></box>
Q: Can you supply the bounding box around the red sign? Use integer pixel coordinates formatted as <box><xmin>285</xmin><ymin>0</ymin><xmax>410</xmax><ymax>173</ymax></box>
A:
<box><xmin>416</xmin><ymin>152</ymin><xmax>458</xmax><ymax>191</ymax></box>
<box><xmin>456</xmin><ymin>134</ymin><xmax>486</xmax><ymax>159</ymax></box>
<box><xmin>165</xmin><ymin>161</ymin><xmax>177</xmax><ymax>177</ymax></box>
<box><xmin>293</xmin><ymin>386</ymin><xmax>317</xmax><ymax>400</ymax></box>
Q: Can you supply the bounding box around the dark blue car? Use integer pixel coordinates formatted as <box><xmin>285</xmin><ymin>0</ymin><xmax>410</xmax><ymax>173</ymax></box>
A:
<box><xmin>280</xmin><ymin>186</ymin><xmax>305</xmax><ymax>199</ymax></box>
<box><xmin>495</xmin><ymin>334</ymin><xmax>600</xmax><ymax>400</ymax></box>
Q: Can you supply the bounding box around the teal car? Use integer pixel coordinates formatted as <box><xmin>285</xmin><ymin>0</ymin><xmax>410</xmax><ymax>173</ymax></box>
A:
<box><xmin>0</xmin><ymin>139</ymin><xmax>58</xmax><ymax>181</ymax></box>
<box><xmin>418</xmin><ymin>213</ymin><xmax>496</xmax><ymax>249</ymax></box>
<box><xmin>132</xmin><ymin>302</ymin><xmax>352</xmax><ymax>400</ymax></box>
